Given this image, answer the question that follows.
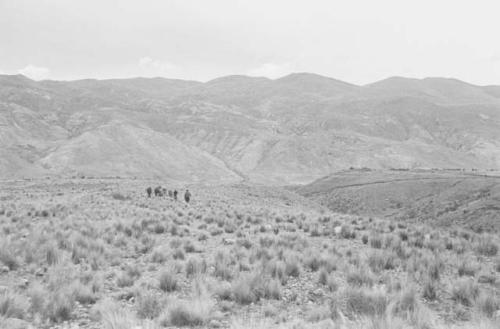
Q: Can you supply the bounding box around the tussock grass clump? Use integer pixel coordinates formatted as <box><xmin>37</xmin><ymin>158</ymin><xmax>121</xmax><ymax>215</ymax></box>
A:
<box><xmin>160</xmin><ymin>296</ymin><xmax>213</xmax><ymax>327</ymax></box>
<box><xmin>263</xmin><ymin>279</ymin><xmax>282</xmax><ymax>300</ymax></box>
<box><xmin>318</xmin><ymin>269</ymin><xmax>338</xmax><ymax>292</ymax></box>
<box><xmin>343</xmin><ymin>288</ymin><xmax>388</xmax><ymax>318</ymax></box>
<box><xmin>185</xmin><ymin>257</ymin><xmax>207</xmax><ymax>277</ymax></box>
<box><xmin>451</xmin><ymin>279</ymin><xmax>479</xmax><ymax>307</ymax></box>
<box><xmin>370</xmin><ymin>235</ymin><xmax>383</xmax><ymax>249</ymax></box>
<box><xmin>458</xmin><ymin>258</ymin><xmax>479</xmax><ymax>277</ymax></box>
<box><xmin>0</xmin><ymin>244</ymin><xmax>19</xmax><ymax>270</ymax></box>
<box><xmin>136</xmin><ymin>292</ymin><xmax>162</xmax><ymax>319</ymax></box>
<box><xmin>346</xmin><ymin>266</ymin><xmax>374</xmax><ymax>287</ymax></box>
<box><xmin>159</xmin><ymin>271</ymin><xmax>178</xmax><ymax>292</ymax></box>
<box><xmin>475</xmin><ymin>291</ymin><xmax>500</xmax><ymax>318</ymax></box>
<box><xmin>422</xmin><ymin>279</ymin><xmax>438</xmax><ymax>301</ymax></box>
<box><xmin>71</xmin><ymin>281</ymin><xmax>98</xmax><ymax>305</ymax></box>
<box><xmin>367</xmin><ymin>250</ymin><xmax>397</xmax><ymax>273</ymax></box>
<box><xmin>267</xmin><ymin>260</ymin><xmax>288</xmax><ymax>284</ymax></box>
<box><xmin>474</xmin><ymin>236</ymin><xmax>498</xmax><ymax>257</ymax></box>
<box><xmin>45</xmin><ymin>290</ymin><xmax>75</xmax><ymax>323</ymax></box>
<box><xmin>0</xmin><ymin>291</ymin><xmax>29</xmax><ymax>319</ymax></box>
<box><xmin>117</xmin><ymin>272</ymin><xmax>136</xmax><ymax>288</ymax></box>
<box><xmin>284</xmin><ymin>257</ymin><xmax>301</xmax><ymax>278</ymax></box>
<box><xmin>214</xmin><ymin>251</ymin><xmax>233</xmax><ymax>281</ymax></box>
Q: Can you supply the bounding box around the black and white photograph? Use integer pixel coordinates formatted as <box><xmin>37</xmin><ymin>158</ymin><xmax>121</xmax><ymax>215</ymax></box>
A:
<box><xmin>0</xmin><ymin>1</ymin><xmax>499</xmax><ymax>328</ymax></box>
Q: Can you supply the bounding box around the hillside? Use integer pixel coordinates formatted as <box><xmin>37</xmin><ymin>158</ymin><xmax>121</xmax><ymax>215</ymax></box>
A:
<box><xmin>296</xmin><ymin>169</ymin><xmax>500</xmax><ymax>232</ymax></box>
<box><xmin>1</xmin><ymin>73</ymin><xmax>500</xmax><ymax>183</ymax></box>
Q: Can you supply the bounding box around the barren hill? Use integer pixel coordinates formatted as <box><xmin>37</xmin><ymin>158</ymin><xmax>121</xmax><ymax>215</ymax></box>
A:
<box><xmin>296</xmin><ymin>169</ymin><xmax>500</xmax><ymax>232</ymax></box>
<box><xmin>1</xmin><ymin>73</ymin><xmax>500</xmax><ymax>183</ymax></box>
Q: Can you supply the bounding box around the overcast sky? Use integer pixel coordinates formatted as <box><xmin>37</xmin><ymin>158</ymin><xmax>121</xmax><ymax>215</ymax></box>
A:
<box><xmin>1</xmin><ymin>0</ymin><xmax>500</xmax><ymax>85</ymax></box>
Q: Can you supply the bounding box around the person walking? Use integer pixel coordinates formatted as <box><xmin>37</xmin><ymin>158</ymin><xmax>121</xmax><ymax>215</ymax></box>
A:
<box><xmin>173</xmin><ymin>190</ymin><xmax>178</xmax><ymax>201</ymax></box>
<box><xmin>184</xmin><ymin>189</ymin><xmax>191</xmax><ymax>203</ymax></box>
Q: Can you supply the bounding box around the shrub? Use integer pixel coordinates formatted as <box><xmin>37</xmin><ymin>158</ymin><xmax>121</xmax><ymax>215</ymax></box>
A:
<box><xmin>159</xmin><ymin>271</ymin><xmax>178</xmax><ymax>292</ymax></box>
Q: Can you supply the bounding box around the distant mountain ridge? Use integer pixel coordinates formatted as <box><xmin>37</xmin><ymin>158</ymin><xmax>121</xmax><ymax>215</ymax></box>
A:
<box><xmin>1</xmin><ymin>73</ymin><xmax>499</xmax><ymax>184</ymax></box>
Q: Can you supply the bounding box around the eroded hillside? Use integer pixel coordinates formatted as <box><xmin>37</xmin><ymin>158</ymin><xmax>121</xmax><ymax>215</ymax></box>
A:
<box><xmin>1</xmin><ymin>74</ymin><xmax>500</xmax><ymax>183</ymax></box>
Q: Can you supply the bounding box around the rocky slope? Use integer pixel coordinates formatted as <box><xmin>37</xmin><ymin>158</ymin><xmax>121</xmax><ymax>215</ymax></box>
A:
<box><xmin>1</xmin><ymin>73</ymin><xmax>499</xmax><ymax>183</ymax></box>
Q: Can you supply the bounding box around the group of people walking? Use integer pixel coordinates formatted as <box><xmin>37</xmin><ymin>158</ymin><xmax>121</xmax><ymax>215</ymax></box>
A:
<box><xmin>146</xmin><ymin>186</ymin><xmax>191</xmax><ymax>203</ymax></box>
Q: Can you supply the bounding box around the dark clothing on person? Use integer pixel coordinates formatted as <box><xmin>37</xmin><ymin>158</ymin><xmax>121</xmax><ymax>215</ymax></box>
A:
<box><xmin>146</xmin><ymin>187</ymin><xmax>152</xmax><ymax>197</ymax></box>
<box><xmin>173</xmin><ymin>190</ymin><xmax>178</xmax><ymax>200</ymax></box>
<box><xmin>184</xmin><ymin>190</ymin><xmax>191</xmax><ymax>203</ymax></box>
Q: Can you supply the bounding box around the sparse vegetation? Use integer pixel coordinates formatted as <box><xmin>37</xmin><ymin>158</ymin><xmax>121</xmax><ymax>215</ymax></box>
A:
<box><xmin>0</xmin><ymin>179</ymin><xmax>498</xmax><ymax>328</ymax></box>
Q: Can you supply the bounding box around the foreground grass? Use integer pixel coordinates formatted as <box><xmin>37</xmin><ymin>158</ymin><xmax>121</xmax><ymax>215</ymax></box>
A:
<box><xmin>0</xmin><ymin>179</ymin><xmax>498</xmax><ymax>328</ymax></box>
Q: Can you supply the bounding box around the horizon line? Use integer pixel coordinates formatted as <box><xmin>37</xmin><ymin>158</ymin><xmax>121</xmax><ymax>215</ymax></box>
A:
<box><xmin>1</xmin><ymin>72</ymin><xmax>499</xmax><ymax>88</ymax></box>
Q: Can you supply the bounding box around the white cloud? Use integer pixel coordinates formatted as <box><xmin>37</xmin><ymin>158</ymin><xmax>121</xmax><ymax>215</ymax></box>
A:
<box><xmin>247</xmin><ymin>62</ymin><xmax>294</xmax><ymax>79</ymax></box>
<box><xmin>138</xmin><ymin>56</ymin><xmax>177</xmax><ymax>75</ymax></box>
<box><xmin>18</xmin><ymin>65</ymin><xmax>50</xmax><ymax>80</ymax></box>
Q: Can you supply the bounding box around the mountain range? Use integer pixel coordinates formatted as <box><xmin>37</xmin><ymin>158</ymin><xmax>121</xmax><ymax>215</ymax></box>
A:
<box><xmin>1</xmin><ymin>73</ymin><xmax>499</xmax><ymax>184</ymax></box>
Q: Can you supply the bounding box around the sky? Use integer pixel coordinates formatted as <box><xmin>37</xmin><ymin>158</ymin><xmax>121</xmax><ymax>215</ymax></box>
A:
<box><xmin>1</xmin><ymin>0</ymin><xmax>500</xmax><ymax>85</ymax></box>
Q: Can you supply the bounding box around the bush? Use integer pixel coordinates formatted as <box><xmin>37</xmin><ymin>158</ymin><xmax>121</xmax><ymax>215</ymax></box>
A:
<box><xmin>159</xmin><ymin>271</ymin><xmax>178</xmax><ymax>292</ymax></box>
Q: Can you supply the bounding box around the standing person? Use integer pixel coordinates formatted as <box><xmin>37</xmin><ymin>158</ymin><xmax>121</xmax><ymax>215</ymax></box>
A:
<box><xmin>146</xmin><ymin>187</ymin><xmax>152</xmax><ymax>198</ymax></box>
<box><xmin>184</xmin><ymin>189</ymin><xmax>191</xmax><ymax>203</ymax></box>
<box><xmin>173</xmin><ymin>190</ymin><xmax>178</xmax><ymax>201</ymax></box>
